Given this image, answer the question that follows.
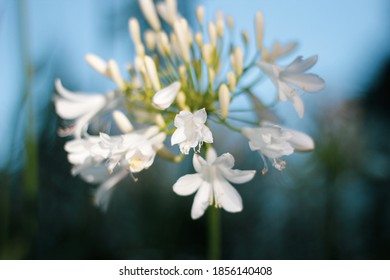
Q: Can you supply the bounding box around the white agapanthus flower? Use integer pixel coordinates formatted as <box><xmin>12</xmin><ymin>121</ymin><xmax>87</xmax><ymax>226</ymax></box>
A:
<box><xmin>242</xmin><ymin>123</ymin><xmax>314</xmax><ymax>174</ymax></box>
<box><xmin>173</xmin><ymin>148</ymin><xmax>256</xmax><ymax>219</ymax></box>
<box><xmin>171</xmin><ymin>108</ymin><xmax>213</xmax><ymax>154</ymax></box>
<box><xmin>258</xmin><ymin>56</ymin><xmax>325</xmax><ymax>118</ymax></box>
<box><xmin>98</xmin><ymin>126</ymin><xmax>166</xmax><ymax>173</ymax></box>
<box><xmin>54</xmin><ymin>79</ymin><xmax>116</xmax><ymax>138</ymax></box>
<box><xmin>152</xmin><ymin>81</ymin><xmax>181</xmax><ymax>110</ymax></box>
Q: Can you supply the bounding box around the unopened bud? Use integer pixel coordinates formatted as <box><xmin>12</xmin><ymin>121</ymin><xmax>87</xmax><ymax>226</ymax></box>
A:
<box><xmin>85</xmin><ymin>53</ymin><xmax>108</xmax><ymax>76</ymax></box>
<box><xmin>107</xmin><ymin>59</ymin><xmax>125</xmax><ymax>90</ymax></box>
<box><xmin>144</xmin><ymin>30</ymin><xmax>156</xmax><ymax>51</ymax></box>
<box><xmin>227</xmin><ymin>71</ymin><xmax>236</xmax><ymax>92</ymax></box>
<box><xmin>138</xmin><ymin>0</ymin><xmax>161</xmax><ymax>31</ymax></box>
<box><xmin>113</xmin><ymin>110</ymin><xmax>133</xmax><ymax>133</ymax></box>
<box><xmin>255</xmin><ymin>11</ymin><xmax>264</xmax><ymax>51</ymax></box>
<box><xmin>196</xmin><ymin>6</ymin><xmax>205</xmax><ymax>25</ymax></box>
<box><xmin>219</xmin><ymin>84</ymin><xmax>230</xmax><ymax>119</ymax></box>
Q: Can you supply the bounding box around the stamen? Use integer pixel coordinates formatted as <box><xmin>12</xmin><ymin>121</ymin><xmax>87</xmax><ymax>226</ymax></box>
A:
<box><xmin>259</xmin><ymin>153</ymin><xmax>268</xmax><ymax>175</ymax></box>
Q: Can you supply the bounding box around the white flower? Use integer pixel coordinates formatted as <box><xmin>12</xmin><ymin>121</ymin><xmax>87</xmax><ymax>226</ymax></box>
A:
<box><xmin>242</xmin><ymin>123</ymin><xmax>314</xmax><ymax>174</ymax></box>
<box><xmin>173</xmin><ymin>148</ymin><xmax>256</xmax><ymax>219</ymax></box>
<box><xmin>64</xmin><ymin>137</ymin><xmax>128</xmax><ymax>211</ymax></box>
<box><xmin>98</xmin><ymin>126</ymin><xmax>166</xmax><ymax>173</ymax></box>
<box><xmin>152</xmin><ymin>81</ymin><xmax>181</xmax><ymax>110</ymax></box>
<box><xmin>171</xmin><ymin>108</ymin><xmax>213</xmax><ymax>154</ymax></box>
<box><xmin>54</xmin><ymin>79</ymin><xmax>116</xmax><ymax>138</ymax></box>
<box><xmin>156</xmin><ymin>0</ymin><xmax>179</xmax><ymax>26</ymax></box>
<box><xmin>258</xmin><ymin>55</ymin><xmax>325</xmax><ymax>118</ymax></box>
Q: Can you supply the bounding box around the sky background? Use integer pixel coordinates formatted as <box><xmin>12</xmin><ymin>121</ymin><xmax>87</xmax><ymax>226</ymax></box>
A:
<box><xmin>1</xmin><ymin>0</ymin><xmax>390</xmax><ymax>168</ymax></box>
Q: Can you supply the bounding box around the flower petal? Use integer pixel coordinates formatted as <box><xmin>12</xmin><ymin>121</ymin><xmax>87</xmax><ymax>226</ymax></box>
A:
<box><xmin>193</xmin><ymin>108</ymin><xmax>207</xmax><ymax>124</ymax></box>
<box><xmin>193</xmin><ymin>153</ymin><xmax>207</xmax><ymax>173</ymax></box>
<box><xmin>220</xmin><ymin>167</ymin><xmax>256</xmax><ymax>184</ymax></box>
<box><xmin>152</xmin><ymin>81</ymin><xmax>181</xmax><ymax>110</ymax></box>
<box><xmin>174</xmin><ymin>110</ymin><xmax>192</xmax><ymax>127</ymax></box>
<box><xmin>173</xmin><ymin>174</ymin><xmax>203</xmax><ymax>196</ymax></box>
<box><xmin>214</xmin><ymin>174</ymin><xmax>243</xmax><ymax>213</ymax></box>
<box><xmin>201</xmin><ymin>125</ymin><xmax>214</xmax><ymax>144</ymax></box>
<box><xmin>285</xmin><ymin>55</ymin><xmax>318</xmax><ymax>73</ymax></box>
<box><xmin>206</xmin><ymin>147</ymin><xmax>218</xmax><ymax>164</ymax></box>
<box><xmin>191</xmin><ymin>181</ymin><xmax>212</xmax><ymax>219</ymax></box>
<box><xmin>291</xmin><ymin>94</ymin><xmax>304</xmax><ymax>118</ymax></box>
<box><xmin>281</xmin><ymin>73</ymin><xmax>325</xmax><ymax>92</ymax></box>
<box><xmin>287</xmin><ymin>129</ymin><xmax>315</xmax><ymax>152</ymax></box>
<box><xmin>171</xmin><ymin>127</ymin><xmax>186</xmax><ymax>145</ymax></box>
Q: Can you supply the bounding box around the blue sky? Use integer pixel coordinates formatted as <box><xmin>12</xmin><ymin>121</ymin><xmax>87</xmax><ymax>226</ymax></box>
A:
<box><xmin>0</xmin><ymin>0</ymin><xmax>389</xmax><ymax>168</ymax></box>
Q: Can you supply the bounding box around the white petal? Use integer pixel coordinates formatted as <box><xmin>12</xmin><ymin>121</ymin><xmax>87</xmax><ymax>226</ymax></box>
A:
<box><xmin>174</xmin><ymin>110</ymin><xmax>191</xmax><ymax>127</ymax></box>
<box><xmin>258</xmin><ymin>61</ymin><xmax>278</xmax><ymax>81</ymax></box>
<box><xmin>281</xmin><ymin>73</ymin><xmax>325</xmax><ymax>92</ymax></box>
<box><xmin>206</xmin><ymin>147</ymin><xmax>217</xmax><ymax>164</ymax></box>
<box><xmin>79</xmin><ymin>164</ymin><xmax>110</xmax><ymax>183</ymax></box>
<box><xmin>193</xmin><ymin>108</ymin><xmax>207</xmax><ymax>124</ymax></box>
<box><xmin>287</xmin><ymin>130</ymin><xmax>315</xmax><ymax>152</ymax></box>
<box><xmin>291</xmin><ymin>94</ymin><xmax>304</xmax><ymax>118</ymax></box>
<box><xmin>193</xmin><ymin>154</ymin><xmax>207</xmax><ymax>173</ymax></box>
<box><xmin>171</xmin><ymin>127</ymin><xmax>186</xmax><ymax>145</ymax></box>
<box><xmin>201</xmin><ymin>125</ymin><xmax>213</xmax><ymax>144</ymax></box>
<box><xmin>191</xmin><ymin>181</ymin><xmax>212</xmax><ymax>219</ymax></box>
<box><xmin>285</xmin><ymin>55</ymin><xmax>318</xmax><ymax>73</ymax></box>
<box><xmin>220</xmin><ymin>167</ymin><xmax>256</xmax><ymax>184</ymax></box>
<box><xmin>173</xmin><ymin>174</ymin><xmax>203</xmax><ymax>196</ymax></box>
<box><xmin>152</xmin><ymin>81</ymin><xmax>181</xmax><ymax>110</ymax></box>
<box><xmin>214</xmin><ymin>174</ymin><xmax>243</xmax><ymax>213</ymax></box>
<box><xmin>213</xmin><ymin>152</ymin><xmax>234</xmax><ymax>168</ymax></box>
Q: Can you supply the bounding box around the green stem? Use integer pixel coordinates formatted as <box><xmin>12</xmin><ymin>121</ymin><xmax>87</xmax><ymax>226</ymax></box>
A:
<box><xmin>207</xmin><ymin>206</ymin><xmax>221</xmax><ymax>260</ymax></box>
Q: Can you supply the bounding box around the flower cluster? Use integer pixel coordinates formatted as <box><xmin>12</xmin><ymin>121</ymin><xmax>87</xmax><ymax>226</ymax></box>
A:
<box><xmin>54</xmin><ymin>0</ymin><xmax>324</xmax><ymax>219</ymax></box>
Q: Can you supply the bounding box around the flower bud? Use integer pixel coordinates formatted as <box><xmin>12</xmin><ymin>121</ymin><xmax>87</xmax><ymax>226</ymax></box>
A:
<box><xmin>144</xmin><ymin>56</ymin><xmax>161</xmax><ymax>91</ymax></box>
<box><xmin>227</xmin><ymin>71</ymin><xmax>236</xmax><ymax>92</ymax></box>
<box><xmin>227</xmin><ymin>16</ymin><xmax>234</xmax><ymax>30</ymax></box>
<box><xmin>196</xmin><ymin>6</ymin><xmax>205</xmax><ymax>25</ymax></box>
<box><xmin>208</xmin><ymin>67</ymin><xmax>215</xmax><ymax>87</ymax></box>
<box><xmin>112</xmin><ymin>110</ymin><xmax>133</xmax><ymax>133</ymax></box>
<box><xmin>144</xmin><ymin>30</ymin><xmax>156</xmax><ymax>51</ymax></box>
<box><xmin>202</xmin><ymin>44</ymin><xmax>214</xmax><ymax>66</ymax></box>
<box><xmin>195</xmin><ymin>32</ymin><xmax>203</xmax><ymax>47</ymax></box>
<box><xmin>219</xmin><ymin>84</ymin><xmax>230</xmax><ymax>119</ymax></box>
<box><xmin>208</xmin><ymin>22</ymin><xmax>217</xmax><ymax>47</ymax></box>
<box><xmin>129</xmin><ymin>18</ymin><xmax>141</xmax><ymax>44</ymax></box>
<box><xmin>174</xmin><ymin>20</ymin><xmax>191</xmax><ymax>63</ymax></box>
<box><xmin>138</xmin><ymin>0</ymin><xmax>161</xmax><ymax>31</ymax></box>
<box><xmin>85</xmin><ymin>53</ymin><xmax>108</xmax><ymax>76</ymax></box>
<box><xmin>216</xmin><ymin>11</ymin><xmax>225</xmax><ymax>37</ymax></box>
<box><xmin>107</xmin><ymin>59</ymin><xmax>125</xmax><ymax>90</ymax></box>
<box><xmin>255</xmin><ymin>11</ymin><xmax>264</xmax><ymax>51</ymax></box>
<box><xmin>152</xmin><ymin>81</ymin><xmax>181</xmax><ymax>110</ymax></box>
<box><xmin>231</xmin><ymin>47</ymin><xmax>243</xmax><ymax>76</ymax></box>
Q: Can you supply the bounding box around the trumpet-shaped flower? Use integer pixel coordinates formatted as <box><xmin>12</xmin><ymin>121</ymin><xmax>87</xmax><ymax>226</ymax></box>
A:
<box><xmin>242</xmin><ymin>123</ymin><xmax>314</xmax><ymax>174</ymax></box>
<box><xmin>258</xmin><ymin>55</ymin><xmax>325</xmax><ymax>118</ymax></box>
<box><xmin>152</xmin><ymin>81</ymin><xmax>181</xmax><ymax>110</ymax></box>
<box><xmin>98</xmin><ymin>126</ymin><xmax>166</xmax><ymax>173</ymax></box>
<box><xmin>173</xmin><ymin>148</ymin><xmax>256</xmax><ymax>219</ymax></box>
<box><xmin>54</xmin><ymin>79</ymin><xmax>116</xmax><ymax>138</ymax></box>
<box><xmin>171</xmin><ymin>108</ymin><xmax>213</xmax><ymax>154</ymax></box>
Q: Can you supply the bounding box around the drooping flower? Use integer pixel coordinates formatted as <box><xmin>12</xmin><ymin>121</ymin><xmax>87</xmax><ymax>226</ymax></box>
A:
<box><xmin>54</xmin><ymin>79</ymin><xmax>117</xmax><ymax>138</ymax></box>
<box><xmin>173</xmin><ymin>148</ymin><xmax>256</xmax><ymax>219</ymax></box>
<box><xmin>242</xmin><ymin>123</ymin><xmax>314</xmax><ymax>174</ymax></box>
<box><xmin>171</xmin><ymin>108</ymin><xmax>213</xmax><ymax>154</ymax></box>
<box><xmin>64</xmin><ymin>137</ymin><xmax>128</xmax><ymax>211</ymax></box>
<box><xmin>258</xmin><ymin>55</ymin><xmax>325</xmax><ymax>118</ymax></box>
<box><xmin>152</xmin><ymin>81</ymin><xmax>181</xmax><ymax>110</ymax></box>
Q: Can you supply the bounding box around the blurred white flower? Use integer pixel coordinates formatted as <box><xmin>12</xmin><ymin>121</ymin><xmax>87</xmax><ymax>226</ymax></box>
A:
<box><xmin>152</xmin><ymin>81</ymin><xmax>181</xmax><ymax>110</ymax></box>
<box><xmin>171</xmin><ymin>108</ymin><xmax>213</xmax><ymax>154</ymax></box>
<box><xmin>258</xmin><ymin>55</ymin><xmax>325</xmax><ymax>118</ymax></box>
<box><xmin>98</xmin><ymin>126</ymin><xmax>166</xmax><ymax>173</ymax></box>
<box><xmin>242</xmin><ymin>123</ymin><xmax>314</xmax><ymax>174</ymax></box>
<box><xmin>54</xmin><ymin>79</ymin><xmax>116</xmax><ymax>138</ymax></box>
<box><xmin>173</xmin><ymin>148</ymin><xmax>256</xmax><ymax>219</ymax></box>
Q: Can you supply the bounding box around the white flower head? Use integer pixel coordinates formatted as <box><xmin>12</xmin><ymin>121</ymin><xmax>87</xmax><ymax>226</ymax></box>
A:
<box><xmin>54</xmin><ymin>79</ymin><xmax>115</xmax><ymax>138</ymax></box>
<box><xmin>152</xmin><ymin>81</ymin><xmax>181</xmax><ymax>110</ymax></box>
<box><xmin>242</xmin><ymin>123</ymin><xmax>314</xmax><ymax>174</ymax></box>
<box><xmin>171</xmin><ymin>108</ymin><xmax>213</xmax><ymax>154</ymax></box>
<box><xmin>173</xmin><ymin>148</ymin><xmax>256</xmax><ymax>219</ymax></box>
<box><xmin>259</xmin><ymin>55</ymin><xmax>325</xmax><ymax>118</ymax></box>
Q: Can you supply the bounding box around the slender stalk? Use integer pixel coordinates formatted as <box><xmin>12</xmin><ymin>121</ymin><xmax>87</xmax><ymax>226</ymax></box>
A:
<box><xmin>207</xmin><ymin>206</ymin><xmax>221</xmax><ymax>260</ymax></box>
